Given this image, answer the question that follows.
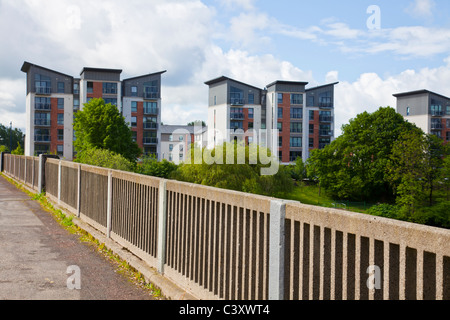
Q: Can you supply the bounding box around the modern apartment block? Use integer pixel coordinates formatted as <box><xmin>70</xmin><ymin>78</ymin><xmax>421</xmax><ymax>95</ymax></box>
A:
<box><xmin>205</xmin><ymin>76</ymin><xmax>337</xmax><ymax>163</ymax></box>
<box><xmin>394</xmin><ymin>89</ymin><xmax>450</xmax><ymax>142</ymax></box>
<box><xmin>21</xmin><ymin>61</ymin><xmax>165</xmax><ymax>160</ymax></box>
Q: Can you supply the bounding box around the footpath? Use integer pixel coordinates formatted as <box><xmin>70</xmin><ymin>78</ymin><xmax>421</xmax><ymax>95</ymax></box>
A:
<box><xmin>0</xmin><ymin>174</ymin><xmax>155</xmax><ymax>300</ymax></box>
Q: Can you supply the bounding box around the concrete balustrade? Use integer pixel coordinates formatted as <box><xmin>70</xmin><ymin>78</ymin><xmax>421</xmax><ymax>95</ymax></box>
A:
<box><xmin>1</xmin><ymin>152</ymin><xmax>449</xmax><ymax>300</ymax></box>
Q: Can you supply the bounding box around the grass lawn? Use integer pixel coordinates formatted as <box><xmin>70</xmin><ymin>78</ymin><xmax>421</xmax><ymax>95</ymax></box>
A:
<box><xmin>277</xmin><ymin>183</ymin><xmax>375</xmax><ymax>213</ymax></box>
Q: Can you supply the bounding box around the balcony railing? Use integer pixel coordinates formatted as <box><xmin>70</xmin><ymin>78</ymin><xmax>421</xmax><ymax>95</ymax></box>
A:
<box><xmin>319</xmin><ymin>116</ymin><xmax>333</xmax><ymax>123</ymax></box>
<box><xmin>230</xmin><ymin>113</ymin><xmax>245</xmax><ymax>120</ymax></box>
<box><xmin>431</xmin><ymin>110</ymin><xmax>444</xmax><ymax>116</ymax></box>
<box><xmin>319</xmin><ymin>102</ymin><xmax>334</xmax><ymax>108</ymax></box>
<box><xmin>143</xmin><ymin>108</ymin><xmax>159</xmax><ymax>115</ymax></box>
<box><xmin>230</xmin><ymin>98</ymin><xmax>245</xmax><ymax>106</ymax></box>
<box><xmin>35</xmin><ymin>103</ymin><xmax>51</xmax><ymax>110</ymax></box>
<box><xmin>34</xmin><ymin>119</ymin><xmax>51</xmax><ymax>126</ymax></box>
<box><xmin>431</xmin><ymin>123</ymin><xmax>443</xmax><ymax>130</ymax></box>
<box><xmin>35</xmin><ymin>86</ymin><xmax>51</xmax><ymax>95</ymax></box>
<box><xmin>143</xmin><ymin>137</ymin><xmax>158</xmax><ymax>145</ymax></box>
<box><xmin>144</xmin><ymin>92</ymin><xmax>159</xmax><ymax>100</ymax></box>
<box><xmin>319</xmin><ymin>130</ymin><xmax>333</xmax><ymax>136</ymax></box>
<box><xmin>143</xmin><ymin>122</ymin><xmax>158</xmax><ymax>130</ymax></box>
<box><xmin>34</xmin><ymin>135</ymin><xmax>51</xmax><ymax>143</ymax></box>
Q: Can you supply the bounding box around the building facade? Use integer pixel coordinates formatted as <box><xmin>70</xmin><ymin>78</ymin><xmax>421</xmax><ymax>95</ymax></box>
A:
<box><xmin>394</xmin><ymin>89</ymin><xmax>450</xmax><ymax>142</ymax></box>
<box><xmin>205</xmin><ymin>76</ymin><xmax>337</xmax><ymax>163</ymax></box>
<box><xmin>21</xmin><ymin>62</ymin><xmax>165</xmax><ymax>160</ymax></box>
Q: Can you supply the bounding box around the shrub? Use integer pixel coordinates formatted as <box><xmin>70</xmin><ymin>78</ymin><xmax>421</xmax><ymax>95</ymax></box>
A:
<box><xmin>136</xmin><ymin>155</ymin><xmax>178</xmax><ymax>178</ymax></box>
<box><xmin>75</xmin><ymin>148</ymin><xmax>134</xmax><ymax>171</ymax></box>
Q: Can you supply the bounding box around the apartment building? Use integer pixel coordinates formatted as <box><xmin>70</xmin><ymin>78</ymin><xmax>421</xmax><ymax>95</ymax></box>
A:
<box><xmin>160</xmin><ymin>124</ymin><xmax>208</xmax><ymax>165</ymax></box>
<box><xmin>21</xmin><ymin>61</ymin><xmax>165</xmax><ymax>160</ymax></box>
<box><xmin>394</xmin><ymin>89</ymin><xmax>450</xmax><ymax>142</ymax></box>
<box><xmin>205</xmin><ymin>76</ymin><xmax>337</xmax><ymax>163</ymax></box>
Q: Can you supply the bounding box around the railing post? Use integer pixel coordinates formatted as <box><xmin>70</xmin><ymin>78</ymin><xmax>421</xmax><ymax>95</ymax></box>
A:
<box><xmin>57</xmin><ymin>160</ymin><xmax>62</xmax><ymax>204</ymax></box>
<box><xmin>76</xmin><ymin>164</ymin><xmax>81</xmax><ymax>218</ymax></box>
<box><xmin>157</xmin><ymin>179</ymin><xmax>167</xmax><ymax>274</ymax></box>
<box><xmin>106</xmin><ymin>170</ymin><xmax>112</xmax><ymax>238</ymax></box>
<box><xmin>38</xmin><ymin>154</ymin><xmax>44</xmax><ymax>194</ymax></box>
<box><xmin>0</xmin><ymin>152</ymin><xmax>5</xmax><ymax>172</ymax></box>
<box><xmin>269</xmin><ymin>200</ymin><xmax>286</xmax><ymax>300</ymax></box>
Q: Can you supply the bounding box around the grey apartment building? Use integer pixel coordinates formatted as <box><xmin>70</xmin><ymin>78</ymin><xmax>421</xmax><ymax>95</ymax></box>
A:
<box><xmin>394</xmin><ymin>89</ymin><xmax>450</xmax><ymax>142</ymax></box>
<box><xmin>21</xmin><ymin>61</ymin><xmax>164</xmax><ymax>160</ymax></box>
<box><xmin>205</xmin><ymin>76</ymin><xmax>338</xmax><ymax>163</ymax></box>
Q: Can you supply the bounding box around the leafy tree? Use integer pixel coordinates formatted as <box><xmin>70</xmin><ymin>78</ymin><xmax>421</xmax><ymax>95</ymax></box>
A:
<box><xmin>74</xmin><ymin>148</ymin><xmax>134</xmax><ymax>172</ymax></box>
<box><xmin>74</xmin><ymin>98</ymin><xmax>141</xmax><ymax>162</ymax></box>
<box><xmin>307</xmin><ymin>107</ymin><xmax>418</xmax><ymax>201</ymax></box>
<box><xmin>171</xmin><ymin>142</ymin><xmax>293</xmax><ymax>196</ymax></box>
<box><xmin>0</xmin><ymin>123</ymin><xmax>24</xmax><ymax>152</ymax></box>
<box><xmin>287</xmin><ymin>157</ymin><xmax>307</xmax><ymax>182</ymax></box>
<box><xmin>0</xmin><ymin>145</ymin><xmax>9</xmax><ymax>153</ymax></box>
<box><xmin>136</xmin><ymin>155</ymin><xmax>178</xmax><ymax>178</ymax></box>
<box><xmin>11</xmin><ymin>141</ymin><xmax>24</xmax><ymax>155</ymax></box>
<box><xmin>187</xmin><ymin>120</ymin><xmax>206</xmax><ymax>127</ymax></box>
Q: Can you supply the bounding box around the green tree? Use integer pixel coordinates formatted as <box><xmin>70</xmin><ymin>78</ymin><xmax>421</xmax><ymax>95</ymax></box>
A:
<box><xmin>74</xmin><ymin>98</ymin><xmax>141</xmax><ymax>162</ymax></box>
<box><xmin>11</xmin><ymin>141</ymin><xmax>24</xmax><ymax>155</ymax></box>
<box><xmin>74</xmin><ymin>148</ymin><xmax>134</xmax><ymax>171</ymax></box>
<box><xmin>307</xmin><ymin>107</ymin><xmax>418</xmax><ymax>201</ymax></box>
<box><xmin>0</xmin><ymin>123</ymin><xmax>24</xmax><ymax>152</ymax></box>
<box><xmin>288</xmin><ymin>157</ymin><xmax>307</xmax><ymax>182</ymax></box>
<box><xmin>136</xmin><ymin>155</ymin><xmax>178</xmax><ymax>178</ymax></box>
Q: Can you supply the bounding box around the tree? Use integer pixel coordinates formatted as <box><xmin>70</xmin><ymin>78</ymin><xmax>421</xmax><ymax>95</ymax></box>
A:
<box><xmin>136</xmin><ymin>155</ymin><xmax>178</xmax><ymax>178</ymax></box>
<box><xmin>0</xmin><ymin>123</ymin><xmax>24</xmax><ymax>152</ymax></box>
<box><xmin>74</xmin><ymin>148</ymin><xmax>135</xmax><ymax>172</ymax></box>
<box><xmin>306</xmin><ymin>107</ymin><xmax>418</xmax><ymax>201</ymax></box>
<box><xmin>187</xmin><ymin>120</ymin><xmax>206</xmax><ymax>127</ymax></box>
<box><xmin>288</xmin><ymin>157</ymin><xmax>307</xmax><ymax>182</ymax></box>
<box><xmin>74</xmin><ymin>98</ymin><xmax>141</xmax><ymax>162</ymax></box>
<box><xmin>11</xmin><ymin>141</ymin><xmax>24</xmax><ymax>155</ymax></box>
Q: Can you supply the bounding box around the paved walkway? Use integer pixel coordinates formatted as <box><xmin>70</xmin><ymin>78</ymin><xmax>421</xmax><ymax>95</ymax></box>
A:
<box><xmin>0</xmin><ymin>175</ymin><xmax>155</xmax><ymax>300</ymax></box>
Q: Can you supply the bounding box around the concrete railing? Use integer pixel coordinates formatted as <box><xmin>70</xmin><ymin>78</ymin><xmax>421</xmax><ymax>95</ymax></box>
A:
<box><xmin>1</xmin><ymin>152</ymin><xmax>449</xmax><ymax>300</ymax></box>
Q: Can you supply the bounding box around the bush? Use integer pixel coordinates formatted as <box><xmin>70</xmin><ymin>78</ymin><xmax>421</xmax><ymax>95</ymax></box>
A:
<box><xmin>411</xmin><ymin>202</ymin><xmax>450</xmax><ymax>229</ymax></box>
<box><xmin>367</xmin><ymin>203</ymin><xmax>401</xmax><ymax>220</ymax></box>
<box><xmin>75</xmin><ymin>148</ymin><xmax>134</xmax><ymax>171</ymax></box>
<box><xmin>136</xmin><ymin>155</ymin><xmax>178</xmax><ymax>178</ymax></box>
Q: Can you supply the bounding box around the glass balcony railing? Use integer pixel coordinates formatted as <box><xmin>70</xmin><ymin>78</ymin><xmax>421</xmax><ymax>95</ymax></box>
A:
<box><xmin>144</xmin><ymin>92</ymin><xmax>159</xmax><ymax>100</ymax></box>
<box><xmin>319</xmin><ymin>130</ymin><xmax>333</xmax><ymax>136</ymax></box>
<box><xmin>230</xmin><ymin>98</ymin><xmax>245</xmax><ymax>105</ymax></box>
<box><xmin>34</xmin><ymin>119</ymin><xmax>51</xmax><ymax>126</ymax></box>
<box><xmin>143</xmin><ymin>108</ymin><xmax>159</xmax><ymax>115</ymax></box>
<box><xmin>35</xmin><ymin>103</ymin><xmax>51</xmax><ymax>110</ymax></box>
<box><xmin>36</xmin><ymin>86</ymin><xmax>51</xmax><ymax>95</ymax></box>
<box><xmin>431</xmin><ymin>110</ymin><xmax>444</xmax><ymax>116</ymax></box>
<box><xmin>143</xmin><ymin>122</ymin><xmax>158</xmax><ymax>130</ymax></box>
<box><xmin>143</xmin><ymin>137</ymin><xmax>158</xmax><ymax>145</ymax></box>
<box><xmin>431</xmin><ymin>123</ymin><xmax>443</xmax><ymax>129</ymax></box>
<box><xmin>230</xmin><ymin>113</ymin><xmax>245</xmax><ymax>120</ymax></box>
<box><xmin>34</xmin><ymin>135</ymin><xmax>51</xmax><ymax>143</ymax></box>
<box><xmin>319</xmin><ymin>116</ymin><xmax>333</xmax><ymax>123</ymax></box>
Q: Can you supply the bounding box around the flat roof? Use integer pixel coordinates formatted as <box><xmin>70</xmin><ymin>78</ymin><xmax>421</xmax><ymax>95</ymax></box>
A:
<box><xmin>20</xmin><ymin>61</ymin><xmax>73</xmax><ymax>79</ymax></box>
<box><xmin>204</xmin><ymin>76</ymin><xmax>263</xmax><ymax>91</ymax></box>
<box><xmin>393</xmin><ymin>89</ymin><xmax>450</xmax><ymax>101</ymax></box>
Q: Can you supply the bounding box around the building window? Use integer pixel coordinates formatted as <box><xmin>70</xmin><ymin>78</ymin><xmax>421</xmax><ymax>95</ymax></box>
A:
<box><xmin>104</xmin><ymin>98</ymin><xmax>117</xmax><ymax>106</ymax></box>
<box><xmin>309</xmin><ymin>110</ymin><xmax>314</xmax><ymax>120</ymax></box>
<box><xmin>131</xmin><ymin>86</ymin><xmax>138</xmax><ymax>97</ymax></box>
<box><xmin>290</xmin><ymin>94</ymin><xmax>303</xmax><ymax>105</ymax></box>
<box><xmin>57</xmin><ymin>98</ymin><xmax>64</xmax><ymax>110</ymax></box>
<box><xmin>230</xmin><ymin>121</ymin><xmax>243</xmax><ymax>130</ymax></box>
<box><xmin>131</xmin><ymin>131</ymin><xmax>137</xmax><ymax>142</ymax></box>
<box><xmin>279</xmin><ymin>136</ymin><xmax>282</xmax><ymax>148</ymax></box>
<box><xmin>307</xmin><ymin>95</ymin><xmax>314</xmax><ymax>107</ymax></box>
<box><xmin>103</xmin><ymin>82</ymin><xmax>118</xmax><ymax>94</ymax></box>
<box><xmin>248</xmin><ymin>93</ymin><xmax>254</xmax><ymax>105</ymax></box>
<box><xmin>248</xmin><ymin>122</ymin><xmax>254</xmax><ymax>129</ymax></box>
<box><xmin>319</xmin><ymin>91</ymin><xmax>332</xmax><ymax>108</ymax></box>
<box><xmin>447</xmin><ymin>119</ymin><xmax>450</xmax><ymax>128</ymax></box>
<box><xmin>290</xmin><ymin>122</ymin><xmax>302</xmax><ymax>133</ymax></box>
<box><xmin>277</xmin><ymin>93</ymin><xmax>283</xmax><ymax>104</ymax></box>
<box><xmin>169</xmin><ymin>154</ymin><xmax>173</xmax><ymax>161</ymax></box>
<box><xmin>446</xmin><ymin>105</ymin><xmax>450</xmax><ymax>115</ymax></box>
<box><xmin>290</xmin><ymin>108</ymin><xmax>302</xmax><ymax>119</ymax></box>
<box><xmin>87</xmin><ymin>82</ymin><xmax>94</xmax><ymax>93</ymax></box>
<box><xmin>169</xmin><ymin>144</ymin><xmax>173</xmax><ymax>152</ymax></box>
<box><xmin>73</xmin><ymin>83</ymin><xmax>79</xmax><ymax>94</ymax></box>
<box><xmin>57</xmin><ymin>82</ymin><xmax>65</xmax><ymax>93</ymax></box>
<box><xmin>57</xmin><ymin>145</ymin><xmax>64</xmax><ymax>156</ymax></box>
<box><xmin>143</xmin><ymin>117</ymin><xmax>157</xmax><ymax>129</ymax></box>
<box><xmin>278</xmin><ymin>107</ymin><xmax>283</xmax><ymax>119</ymax></box>
<box><xmin>57</xmin><ymin>114</ymin><xmax>64</xmax><ymax>125</ymax></box>
<box><xmin>169</xmin><ymin>135</ymin><xmax>173</xmax><ymax>142</ymax></box>
<box><xmin>309</xmin><ymin>138</ymin><xmax>314</xmax><ymax>148</ymax></box>
<box><xmin>73</xmin><ymin>99</ymin><xmax>80</xmax><ymax>111</ymax></box>
<box><xmin>309</xmin><ymin>124</ymin><xmax>314</xmax><ymax>134</ymax></box>
<box><xmin>35</xmin><ymin>97</ymin><xmax>51</xmax><ymax>110</ymax></box>
<box><xmin>290</xmin><ymin>151</ymin><xmax>302</xmax><ymax>162</ymax></box>
<box><xmin>35</xmin><ymin>74</ymin><xmax>51</xmax><ymax>94</ymax></box>
<box><xmin>406</xmin><ymin>107</ymin><xmax>410</xmax><ymax>116</ymax></box>
<box><xmin>131</xmin><ymin>116</ymin><xmax>137</xmax><ymax>127</ymax></box>
<box><xmin>230</xmin><ymin>86</ymin><xmax>244</xmax><ymax>105</ymax></box>
<box><xmin>57</xmin><ymin>129</ymin><xmax>64</xmax><ymax>141</ymax></box>
<box><xmin>179</xmin><ymin>136</ymin><xmax>184</xmax><ymax>141</ymax></box>
<box><xmin>144</xmin><ymin>102</ymin><xmax>157</xmax><ymax>114</ymax></box>
<box><xmin>431</xmin><ymin>99</ymin><xmax>443</xmax><ymax>116</ymax></box>
<box><xmin>277</xmin><ymin>122</ymin><xmax>282</xmax><ymax>132</ymax></box>
<box><xmin>447</xmin><ymin>131</ymin><xmax>450</xmax><ymax>141</ymax></box>
<box><xmin>35</xmin><ymin>112</ymin><xmax>50</xmax><ymax>126</ymax></box>
<box><xmin>230</xmin><ymin>107</ymin><xmax>244</xmax><ymax>120</ymax></box>
<box><xmin>144</xmin><ymin>80</ymin><xmax>159</xmax><ymax>99</ymax></box>
<box><xmin>34</xmin><ymin>129</ymin><xmax>50</xmax><ymax>142</ymax></box>
<box><xmin>290</xmin><ymin>137</ymin><xmax>302</xmax><ymax>148</ymax></box>
<box><xmin>248</xmin><ymin>108</ymin><xmax>254</xmax><ymax>119</ymax></box>
<box><xmin>131</xmin><ymin>101</ymin><xmax>138</xmax><ymax>113</ymax></box>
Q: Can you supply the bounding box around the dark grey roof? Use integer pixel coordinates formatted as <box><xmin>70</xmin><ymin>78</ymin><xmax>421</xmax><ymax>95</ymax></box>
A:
<box><xmin>266</xmin><ymin>80</ymin><xmax>309</xmax><ymax>88</ymax></box>
<box><xmin>21</xmin><ymin>61</ymin><xmax>73</xmax><ymax>78</ymax></box>
<box><xmin>393</xmin><ymin>89</ymin><xmax>450</xmax><ymax>100</ymax></box>
<box><xmin>204</xmin><ymin>76</ymin><xmax>263</xmax><ymax>91</ymax></box>
<box><xmin>80</xmin><ymin>67</ymin><xmax>122</xmax><ymax>76</ymax></box>
<box><xmin>123</xmin><ymin>70</ymin><xmax>167</xmax><ymax>82</ymax></box>
<box><xmin>306</xmin><ymin>82</ymin><xmax>339</xmax><ymax>91</ymax></box>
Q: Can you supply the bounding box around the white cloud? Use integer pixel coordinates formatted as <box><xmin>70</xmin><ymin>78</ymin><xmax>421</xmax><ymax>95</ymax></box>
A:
<box><xmin>406</xmin><ymin>0</ymin><xmax>435</xmax><ymax>19</ymax></box>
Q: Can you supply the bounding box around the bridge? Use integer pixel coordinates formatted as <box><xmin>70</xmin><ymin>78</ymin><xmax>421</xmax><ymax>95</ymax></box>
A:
<box><xmin>1</xmin><ymin>153</ymin><xmax>449</xmax><ymax>300</ymax></box>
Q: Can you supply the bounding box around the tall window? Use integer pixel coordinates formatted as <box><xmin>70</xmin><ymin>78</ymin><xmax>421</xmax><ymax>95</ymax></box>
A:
<box><xmin>57</xmin><ymin>82</ymin><xmax>65</xmax><ymax>93</ymax></box>
<box><xmin>144</xmin><ymin>80</ymin><xmax>159</xmax><ymax>99</ymax></box>
<box><xmin>35</xmin><ymin>74</ymin><xmax>51</xmax><ymax>94</ymax></box>
<box><xmin>309</xmin><ymin>110</ymin><xmax>315</xmax><ymax>120</ymax></box>
<box><xmin>290</xmin><ymin>122</ymin><xmax>302</xmax><ymax>133</ymax></box>
<box><xmin>290</xmin><ymin>137</ymin><xmax>302</xmax><ymax>147</ymax></box>
<box><xmin>230</xmin><ymin>86</ymin><xmax>244</xmax><ymax>105</ymax></box>
<box><xmin>103</xmin><ymin>82</ymin><xmax>118</xmax><ymax>94</ymax></box>
<box><xmin>144</xmin><ymin>102</ymin><xmax>157</xmax><ymax>114</ymax></box>
<box><xmin>131</xmin><ymin>86</ymin><xmax>138</xmax><ymax>97</ymax></box>
<box><xmin>290</xmin><ymin>108</ymin><xmax>302</xmax><ymax>119</ymax></box>
<box><xmin>57</xmin><ymin>98</ymin><xmax>64</xmax><ymax>110</ymax></box>
<box><xmin>290</xmin><ymin>94</ymin><xmax>303</xmax><ymax>105</ymax></box>
<box><xmin>230</xmin><ymin>107</ymin><xmax>244</xmax><ymax>119</ymax></box>
<box><xmin>319</xmin><ymin>91</ymin><xmax>332</xmax><ymax>108</ymax></box>
<box><xmin>131</xmin><ymin>101</ymin><xmax>138</xmax><ymax>113</ymax></box>
<box><xmin>248</xmin><ymin>108</ymin><xmax>254</xmax><ymax>119</ymax></box>
<box><xmin>131</xmin><ymin>116</ymin><xmax>137</xmax><ymax>127</ymax></box>
<box><xmin>248</xmin><ymin>93</ymin><xmax>255</xmax><ymax>105</ymax></box>
<box><xmin>87</xmin><ymin>82</ymin><xmax>94</xmax><ymax>93</ymax></box>
<box><xmin>57</xmin><ymin>114</ymin><xmax>64</xmax><ymax>125</ymax></box>
<box><xmin>278</xmin><ymin>107</ymin><xmax>283</xmax><ymax>119</ymax></box>
<box><xmin>143</xmin><ymin>117</ymin><xmax>157</xmax><ymax>129</ymax></box>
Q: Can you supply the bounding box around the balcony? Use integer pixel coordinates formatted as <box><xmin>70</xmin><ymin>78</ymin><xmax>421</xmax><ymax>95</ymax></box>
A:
<box><xmin>230</xmin><ymin>98</ymin><xmax>245</xmax><ymax>106</ymax></box>
<box><xmin>319</xmin><ymin>130</ymin><xmax>333</xmax><ymax>136</ymax></box>
<box><xmin>230</xmin><ymin>113</ymin><xmax>245</xmax><ymax>120</ymax></box>
<box><xmin>34</xmin><ymin>119</ymin><xmax>51</xmax><ymax>127</ymax></box>
<box><xmin>319</xmin><ymin>102</ymin><xmax>333</xmax><ymax>108</ymax></box>
<box><xmin>144</xmin><ymin>92</ymin><xmax>159</xmax><ymax>100</ymax></box>
<box><xmin>34</xmin><ymin>135</ymin><xmax>51</xmax><ymax>143</ymax></box>
<box><xmin>319</xmin><ymin>116</ymin><xmax>333</xmax><ymax>123</ymax></box>
<box><xmin>36</xmin><ymin>86</ymin><xmax>52</xmax><ymax>95</ymax></box>
<box><xmin>143</xmin><ymin>108</ymin><xmax>159</xmax><ymax>115</ymax></box>
<box><xmin>143</xmin><ymin>122</ymin><xmax>158</xmax><ymax>130</ymax></box>
<box><xmin>143</xmin><ymin>137</ymin><xmax>158</xmax><ymax>145</ymax></box>
<box><xmin>431</xmin><ymin>110</ymin><xmax>443</xmax><ymax>116</ymax></box>
<box><xmin>35</xmin><ymin>103</ymin><xmax>51</xmax><ymax>111</ymax></box>
<box><xmin>431</xmin><ymin>123</ymin><xmax>443</xmax><ymax>130</ymax></box>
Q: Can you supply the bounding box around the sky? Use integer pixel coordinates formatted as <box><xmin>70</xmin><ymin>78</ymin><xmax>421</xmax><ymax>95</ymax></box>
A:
<box><xmin>1</xmin><ymin>0</ymin><xmax>450</xmax><ymax>137</ymax></box>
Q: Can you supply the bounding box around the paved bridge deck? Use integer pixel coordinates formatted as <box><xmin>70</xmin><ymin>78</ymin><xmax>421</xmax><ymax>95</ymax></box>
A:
<box><xmin>0</xmin><ymin>175</ymin><xmax>155</xmax><ymax>300</ymax></box>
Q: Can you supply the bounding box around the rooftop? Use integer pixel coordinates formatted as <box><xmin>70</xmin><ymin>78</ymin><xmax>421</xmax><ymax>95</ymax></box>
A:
<box><xmin>393</xmin><ymin>89</ymin><xmax>450</xmax><ymax>101</ymax></box>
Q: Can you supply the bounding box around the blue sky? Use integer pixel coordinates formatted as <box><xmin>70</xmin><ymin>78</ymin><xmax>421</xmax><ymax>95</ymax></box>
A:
<box><xmin>1</xmin><ymin>0</ymin><xmax>450</xmax><ymax>136</ymax></box>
